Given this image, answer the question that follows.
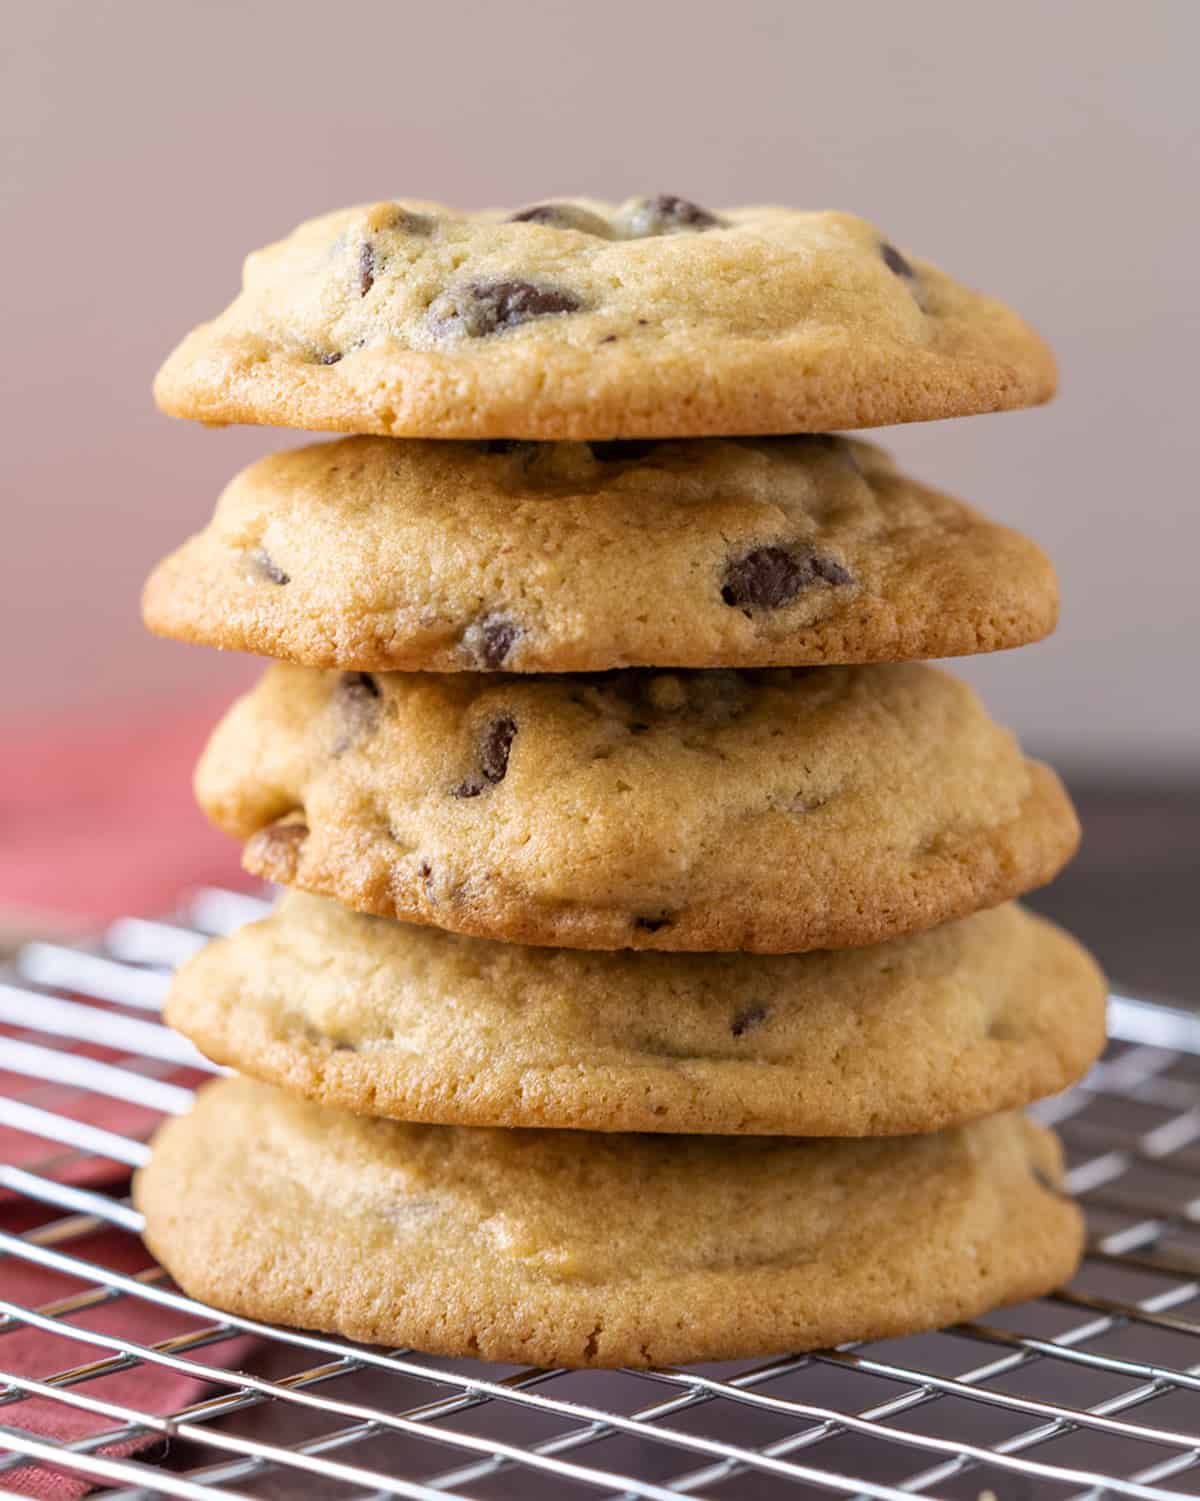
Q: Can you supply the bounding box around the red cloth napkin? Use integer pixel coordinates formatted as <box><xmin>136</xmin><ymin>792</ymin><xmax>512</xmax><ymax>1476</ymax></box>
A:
<box><xmin>0</xmin><ymin>702</ymin><xmax>251</xmax><ymax>922</ymax></box>
<box><xmin>1</xmin><ymin>705</ymin><xmax>258</xmax><ymax>1493</ymax></box>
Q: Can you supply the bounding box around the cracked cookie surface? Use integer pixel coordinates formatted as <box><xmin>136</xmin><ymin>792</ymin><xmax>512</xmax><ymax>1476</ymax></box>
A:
<box><xmin>144</xmin><ymin>435</ymin><xmax>1058</xmax><ymax>672</ymax></box>
<box><xmin>168</xmin><ymin>893</ymin><xmax>1105</xmax><ymax>1135</ymax></box>
<box><xmin>195</xmin><ymin>663</ymin><xmax>1080</xmax><ymax>952</ymax></box>
<box><xmin>136</xmin><ymin>1077</ymin><xmax>1084</xmax><ymax>1368</ymax></box>
<box><xmin>154</xmin><ymin>198</ymin><xmax>1056</xmax><ymax>439</ymax></box>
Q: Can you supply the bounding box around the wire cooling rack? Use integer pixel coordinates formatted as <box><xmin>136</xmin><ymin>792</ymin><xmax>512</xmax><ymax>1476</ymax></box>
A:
<box><xmin>2</xmin><ymin>891</ymin><xmax>1200</xmax><ymax>1499</ymax></box>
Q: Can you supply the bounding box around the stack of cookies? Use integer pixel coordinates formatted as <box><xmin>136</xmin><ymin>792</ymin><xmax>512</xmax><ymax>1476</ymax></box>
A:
<box><xmin>135</xmin><ymin>196</ymin><xmax>1105</xmax><ymax>1368</ymax></box>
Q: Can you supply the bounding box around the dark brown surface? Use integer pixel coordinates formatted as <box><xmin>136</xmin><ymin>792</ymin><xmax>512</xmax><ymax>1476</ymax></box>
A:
<box><xmin>1025</xmin><ymin>774</ymin><xmax>1199</xmax><ymax>1002</ymax></box>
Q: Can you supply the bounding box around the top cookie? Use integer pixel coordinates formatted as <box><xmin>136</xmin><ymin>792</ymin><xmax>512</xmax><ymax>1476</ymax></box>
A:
<box><xmin>154</xmin><ymin>198</ymin><xmax>1056</xmax><ymax>440</ymax></box>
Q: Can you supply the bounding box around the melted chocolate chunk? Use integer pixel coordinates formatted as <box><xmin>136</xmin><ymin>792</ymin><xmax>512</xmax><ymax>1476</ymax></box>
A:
<box><xmin>332</xmin><ymin>671</ymin><xmax>381</xmax><ymax>751</ymax></box>
<box><xmin>479</xmin><ymin>616</ymin><xmax>520</xmax><ymax>669</ymax></box>
<box><xmin>453</xmin><ymin>715</ymin><xmax>517</xmax><ymax>797</ymax></box>
<box><xmin>509</xmin><ymin>203</ymin><xmax>613</xmax><ymax>237</ymax></box>
<box><xmin>316</xmin><ymin>350</ymin><xmax>343</xmax><ymax>365</ymax></box>
<box><xmin>653</xmin><ymin>194</ymin><xmax>720</xmax><ymax>227</ymax></box>
<box><xmin>811</xmin><ymin>555</ymin><xmax>853</xmax><ymax>586</ymax></box>
<box><xmin>731</xmin><ymin>1005</ymin><xmax>768</xmax><ymax>1038</ymax></box>
<box><xmin>431</xmin><ymin>280</ymin><xmax>582</xmax><ymax>338</ymax></box>
<box><xmin>339</xmin><ymin>671</ymin><xmax>380</xmax><ymax>701</ymax></box>
<box><xmin>624</xmin><ymin>195</ymin><xmax>724</xmax><ymax>237</ymax></box>
<box><xmin>461</xmin><ymin>613</ymin><xmax>522</xmax><ymax>669</ymax></box>
<box><xmin>634</xmin><ymin>914</ymin><xmax>672</xmax><ymax>932</ymax></box>
<box><xmin>721</xmin><ymin>547</ymin><xmax>802</xmax><ymax>609</ymax></box>
<box><xmin>480</xmin><ymin>716</ymin><xmax>517</xmax><ymax>782</ymax></box>
<box><xmin>587</xmin><ymin>440</ymin><xmax>660</xmax><ymax>463</ymax></box>
<box><xmin>252</xmin><ymin>547</ymin><xmax>289</xmax><ymax>585</ymax></box>
<box><xmin>358</xmin><ymin>241</ymin><xmax>376</xmax><ymax>297</ymax></box>
<box><xmin>721</xmin><ymin>546</ymin><xmax>853</xmax><ymax>610</ymax></box>
<box><xmin>880</xmin><ymin>241</ymin><xmax>915</xmax><ymax>280</ymax></box>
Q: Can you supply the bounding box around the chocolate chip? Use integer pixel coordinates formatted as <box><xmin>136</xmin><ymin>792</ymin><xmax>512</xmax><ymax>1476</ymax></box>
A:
<box><xmin>587</xmin><ymin>440</ymin><xmax>660</xmax><ymax>463</ymax></box>
<box><xmin>429</xmin><ymin>280</ymin><xmax>582</xmax><ymax>338</ymax></box>
<box><xmin>469</xmin><ymin>279</ymin><xmax>582</xmax><ymax>331</ymax></box>
<box><xmin>316</xmin><ymin>350</ymin><xmax>343</xmax><ymax>365</ymax></box>
<box><xmin>480</xmin><ymin>716</ymin><xmax>516</xmax><ymax>782</ymax></box>
<box><xmin>634</xmin><ymin>915</ymin><xmax>672</xmax><ymax>932</ymax></box>
<box><xmin>252</xmin><ymin>547</ymin><xmax>289</xmax><ymax>585</ymax></box>
<box><xmin>339</xmin><ymin>671</ymin><xmax>380</xmax><ymax>701</ymax></box>
<box><xmin>731</xmin><ymin>1005</ymin><xmax>768</xmax><ymax>1038</ymax></box>
<box><xmin>453</xmin><ymin>715</ymin><xmax>517</xmax><ymax>797</ymax></box>
<box><xmin>332</xmin><ymin>672</ymin><xmax>381</xmax><ymax>752</ymax></box>
<box><xmin>623</xmin><ymin>195</ymin><xmax>724</xmax><ymax>237</ymax></box>
<box><xmin>721</xmin><ymin>547</ymin><xmax>802</xmax><ymax>609</ymax></box>
<box><xmin>656</xmin><ymin>195</ymin><xmax>721</xmax><ymax>227</ymax></box>
<box><xmin>811</xmin><ymin>555</ymin><xmax>853</xmax><ymax>586</ymax></box>
<box><xmin>359</xmin><ymin>241</ymin><xmax>376</xmax><ymax>297</ymax></box>
<box><xmin>721</xmin><ymin>546</ymin><xmax>853</xmax><ymax>611</ymax></box>
<box><xmin>480</xmin><ymin>617</ymin><xmax>520</xmax><ymax>669</ymax></box>
<box><xmin>880</xmin><ymin>241</ymin><xmax>915</xmax><ymax>280</ymax></box>
<box><xmin>460</xmin><ymin>613</ymin><xmax>522</xmax><ymax>669</ymax></box>
<box><xmin>509</xmin><ymin>203</ymin><xmax>613</xmax><ymax>237</ymax></box>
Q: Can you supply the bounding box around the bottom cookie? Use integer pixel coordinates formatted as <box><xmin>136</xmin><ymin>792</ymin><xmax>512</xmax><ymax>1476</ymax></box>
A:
<box><xmin>136</xmin><ymin>1078</ymin><xmax>1084</xmax><ymax>1369</ymax></box>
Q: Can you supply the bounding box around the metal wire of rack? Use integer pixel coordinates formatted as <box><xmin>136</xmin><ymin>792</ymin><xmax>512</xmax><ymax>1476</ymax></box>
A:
<box><xmin>2</xmin><ymin>889</ymin><xmax>1200</xmax><ymax>1499</ymax></box>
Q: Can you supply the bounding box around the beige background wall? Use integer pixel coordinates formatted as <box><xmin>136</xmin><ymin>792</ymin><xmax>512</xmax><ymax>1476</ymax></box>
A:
<box><xmin>3</xmin><ymin>0</ymin><xmax>1197</xmax><ymax>771</ymax></box>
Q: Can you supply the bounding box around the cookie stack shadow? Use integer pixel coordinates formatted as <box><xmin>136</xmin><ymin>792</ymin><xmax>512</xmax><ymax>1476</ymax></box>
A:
<box><xmin>135</xmin><ymin>195</ymin><xmax>1106</xmax><ymax>1369</ymax></box>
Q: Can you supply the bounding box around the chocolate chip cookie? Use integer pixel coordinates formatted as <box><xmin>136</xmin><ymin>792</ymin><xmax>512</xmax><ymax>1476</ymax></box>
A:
<box><xmin>168</xmin><ymin>893</ymin><xmax>1105</xmax><ymax>1135</ymax></box>
<box><xmin>154</xmin><ymin>199</ymin><xmax>1056</xmax><ymax>439</ymax></box>
<box><xmin>144</xmin><ymin>434</ymin><xmax>1058</xmax><ymax>672</ymax></box>
<box><xmin>136</xmin><ymin>1077</ymin><xmax>1083</xmax><ymax>1368</ymax></box>
<box><xmin>195</xmin><ymin>663</ymin><xmax>1080</xmax><ymax>952</ymax></box>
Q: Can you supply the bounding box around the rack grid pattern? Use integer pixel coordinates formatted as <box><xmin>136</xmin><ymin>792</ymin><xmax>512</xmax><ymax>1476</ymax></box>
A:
<box><xmin>2</xmin><ymin>887</ymin><xmax>1200</xmax><ymax>1499</ymax></box>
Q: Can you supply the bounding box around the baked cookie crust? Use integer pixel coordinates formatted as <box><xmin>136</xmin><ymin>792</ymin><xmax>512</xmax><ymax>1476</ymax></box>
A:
<box><xmin>195</xmin><ymin>663</ymin><xmax>1081</xmax><ymax>952</ymax></box>
<box><xmin>144</xmin><ymin>435</ymin><xmax>1058</xmax><ymax>672</ymax></box>
<box><xmin>154</xmin><ymin>199</ymin><xmax>1056</xmax><ymax>439</ymax></box>
<box><xmin>136</xmin><ymin>1077</ymin><xmax>1084</xmax><ymax>1368</ymax></box>
<box><xmin>167</xmin><ymin>894</ymin><xmax>1105</xmax><ymax>1135</ymax></box>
